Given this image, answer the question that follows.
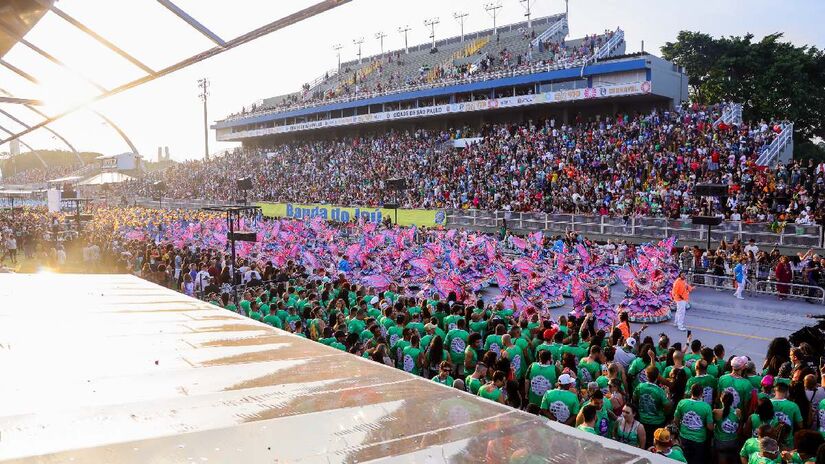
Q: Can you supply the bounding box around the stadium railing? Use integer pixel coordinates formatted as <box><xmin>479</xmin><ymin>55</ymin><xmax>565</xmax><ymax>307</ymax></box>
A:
<box><xmin>686</xmin><ymin>271</ymin><xmax>825</xmax><ymax>305</ymax></box>
<box><xmin>756</xmin><ymin>122</ymin><xmax>794</xmax><ymax>166</ymax></box>
<box><xmin>712</xmin><ymin>103</ymin><xmax>743</xmax><ymax>128</ymax></box>
<box><xmin>530</xmin><ymin>15</ymin><xmax>568</xmax><ymax>48</ymax></box>
<box><xmin>445</xmin><ymin>209</ymin><xmax>824</xmax><ymax>248</ymax></box>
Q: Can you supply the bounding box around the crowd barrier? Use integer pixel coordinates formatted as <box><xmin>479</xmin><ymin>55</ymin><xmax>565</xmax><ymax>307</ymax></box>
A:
<box><xmin>686</xmin><ymin>271</ymin><xmax>824</xmax><ymax>304</ymax></box>
<box><xmin>445</xmin><ymin>209</ymin><xmax>823</xmax><ymax>248</ymax></box>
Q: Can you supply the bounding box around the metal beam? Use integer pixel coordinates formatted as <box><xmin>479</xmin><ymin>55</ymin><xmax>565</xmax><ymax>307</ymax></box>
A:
<box><xmin>0</xmin><ymin>59</ymin><xmax>38</xmax><ymax>84</ymax></box>
<box><xmin>92</xmin><ymin>110</ymin><xmax>139</xmax><ymax>156</ymax></box>
<box><xmin>0</xmin><ymin>124</ymin><xmax>34</xmax><ymax>151</ymax></box>
<box><xmin>0</xmin><ymin>87</ymin><xmax>82</xmax><ymax>163</ymax></box>
<box><xmin>39</xmin><ymin>2</ymin><xmax>157</xmax><ymax>76</ymax></box>
<box><xmin>0</xmin><ymin>97</ymin><xmax>43</xmax><ymax>105</ymax></box>
<box><xmin>1</xmin><ymin>0</ymin><xmax>352</xmax><ymax>145</ymax></box>
<box><xmin>0</xmin><ymin>124</ymin><xmax>45</xmax><ymax>168</ymax></box>
<box><xmin>0</xmin><ymin>19</ymin><xmax>109</xmax><ymax>93</ymax></box>
<box><xmin>0</xmin><ymin>105</ymin><xmax>79</xmax><ymax>160</ymax></box>
<box><xmin>155</xmin><ymin>0</ymin><xmax>227</xmax><ymax>47</ymax></box>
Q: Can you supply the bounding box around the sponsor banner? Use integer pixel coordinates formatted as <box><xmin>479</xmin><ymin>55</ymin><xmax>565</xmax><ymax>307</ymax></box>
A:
<box><xmin>257</xmin><ymin>202</ymin><xmax>446</xmax><ymax>227</ymax></box>
<box><xmin>221</xmin><ymin>81</ymin><xmax>652</xmax><ymax>140</ymax></box>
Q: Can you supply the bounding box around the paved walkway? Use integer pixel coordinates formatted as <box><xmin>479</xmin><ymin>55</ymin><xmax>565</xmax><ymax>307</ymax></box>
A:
<box><xmin>537</xmin><ymin>285</ymin><xmax>824</xmax><ymax>367</ymax></box>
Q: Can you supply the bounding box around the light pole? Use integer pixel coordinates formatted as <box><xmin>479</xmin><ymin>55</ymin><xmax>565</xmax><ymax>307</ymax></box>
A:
<box><xmin>398</xmin><ymin>25</ymin><xmax>411</xmax><ymax>54</ymax></box>
<box><xmin>332</xmin><ymin>43</ymin><xmax>342</xmax><ymax>72</ymax></box>
<box><xmin>453</xmin><ymin>12</ymin><xmax>469</xmax><ymax>42</ymax></box>
<box><xmin>197</xmin><ymin>78</ymin><xmax>210</xmax><ymax>161</ymax></box>
<box><xmin>484</xmin><ymin>3</ymin><xmax>502</xmax><ymax>35</ymax></box>
<box><xmin>520</xmin><ymin>0</ymin><xmax>535</xmax><ymax>29</ymax></box>
<box><xmin>424</xmin><ymin>18</ymin><xmax>440</xmax><ymax>51</ymax></box>
<box><xmin>375</xmin><ymin>31</ymin><xmax>387</xmax><ymax>55</ymax></box>
<box><xmin>353</xmin><ymin>37</ymin><xmax>365</xmax><ymax>64</ymax></box>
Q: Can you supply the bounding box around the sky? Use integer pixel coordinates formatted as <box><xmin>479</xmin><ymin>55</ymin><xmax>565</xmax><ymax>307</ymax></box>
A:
<box><xmin>0</xmin><ymin>0</ymin><xmax>823</xmax><ymax>161</ymax></box>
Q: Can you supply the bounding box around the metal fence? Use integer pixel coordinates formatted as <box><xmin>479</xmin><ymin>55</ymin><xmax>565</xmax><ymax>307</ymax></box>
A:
<box><xmin>686</xmin><ymin>271</ymin><xmax>824</xmax><ymax>304</ymax></box>
<box><xmin>445</xmin><ymin>209</ymin><xmax>823</xmax><ymax>248</ymax></box>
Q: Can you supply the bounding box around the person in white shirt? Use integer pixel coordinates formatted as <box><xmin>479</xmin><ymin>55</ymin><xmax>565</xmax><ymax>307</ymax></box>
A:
<box><xmin>744</xmin><ymin>239</ymin><xmax>759</xmax><ymax>259</ymax></box>
<box><xmin>194</xmin><ymin>264</ymin><xmax>211</xmax><ymax>293</ymax></box>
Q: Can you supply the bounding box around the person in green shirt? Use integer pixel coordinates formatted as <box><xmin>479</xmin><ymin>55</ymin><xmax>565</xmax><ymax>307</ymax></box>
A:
<box><xmin>712</xmin><ymin>390</ymin><xmax>741</xmax><ymax>462</ymax></box>
<box><xmin>540</xmin><ymin>374</ymin><xmax>580</xmax><ymax>426</ymax></box>
<box><xmin>443</xmin><ymin>306</ymin><xmax>462</xmax><ymax>332</ymax></box>
<box><xmin>674</xmin><ymin>384</ymin><xmax>714</xmax><ymax>463</ymax></box>
<box><xmin>387</xmin><ymin>314</ymin><xmax>406</xmax><ymax>351</ymax></box>
<box><xmin>576</xmin><ymin>404</ymin><xmax>598</xmax><ymax>435</ymax></box>
<box><xmin>792</xmin><ymin>430</ymin><xmax>824</xmax><ymax>463</ymax></box>
<box><xmin>431</xmin><ymin>361</ymin><xmax>454</xmax><ymax>387</ymax></box>
<box><xmin>285</xmin><ymin>307</ymin><xmax>301</xmax><ymax>332</ymax></box>
<box><xmin>238</xmin><ymin>298</ymin><xmax>251</xmax><ymax>317</ymax></box>
<box><xmin>406</xmin><ymin>313</ymin><xmax>425</xmax><ymax>337</ymax></box>
<box><xmin>465</xmin><ymin>362</ymin><xmax>487</xmax><ymax>395</ymax></box>
<box><xmin>401</xmin><ymin>334</ymin><xmax>424</xmax><ymax>376</ymax></box>
<box><xmin>262</xmin><ymin>306</ymin><xmax>283</xmax><ymax>329</ymax></box>
<box><xmin>526</xmin><ymin>351</ymin><xmax>559</xmax><ymax>407</ymax></box>
<box><xmin>577</xmin><ymin>390</ymin><xmax>613</xmax><ymax>437</ymax></box>
<box><xmin>347</xmin><ymin>310</ymin><xmax>367</xmax><ymax>335</ymax></box>
<box><xmin>685</xmin><ymin>359</ymin><xmax>718</xmax><ymax>406</ymax></box>
<box><xmin>650</xmin><ymin>428</ymin><xmax>687</xmax><ymax>462</ymax></box>
<box><xmin>747</xmin><ymin>437</ymin><xmax>780</xmax><ymax>464</ymax></box>
<box><xmin>445</xmin><ymin>319</ymin><xmax>470</xmax><ymax>374</ymax></box>
<box><xmin>464</xmin><ymin>333</ymin><xmax>482</xmax><ymax>373</ymax></box>
<box><xmin>770</xmin><ymin>382</ymin><xmax>803</xmax><ymax>449</ymax></box>
<box><xmin>484</xmin><ymin>324</ymin><xmax>506</xmax><ymax>356</ymax></box>
<box><xmin>478</xmin><ymin>370</ymin><xmax>507</xmax><ymax>404</ymax></box>
<box><xmin>393</xmin><ymin>328</ymin><xmax>412</xmax><ymax>369</ymax></box>
<box><xmin>718</xmin><ymin>356</ymin><xmax>756</xmax><ymax>415</ymax></box>
<box><xmin>632</xmin><ymin>366</ymin><xmax>672</xmax><ymax>440</ymax></box>
<box><xmin>740</xmin><ymin>424</ymin><xmax>774</xmax><ymax>463</ymax></box>
<box><xmin>663</xmin><ymin>351</ymin><xmax>694</xmax><ymax>382</ymax></box>
<box><xmin>502</xmin><ymin>334</ymin><xmax>526</xmax><ymax>380</ymax></box>
<box><xmin>577</xmin><ymin>345</ymin><xmax>602</xmax><ymax>384</ymax></box>
<box><xmin>627</xmin><ymin>345</ymin><xmax>659</xmax><ymax>391</ymax></box>
<box><xmin>684</xmin><ymin>338</ymin><xmax>703</xmax><ymax>370</ymax></box>
<box><xmin>468</xmin><ymin>313</ymin><xmax>488</xmax><ymax>339</ymax></box>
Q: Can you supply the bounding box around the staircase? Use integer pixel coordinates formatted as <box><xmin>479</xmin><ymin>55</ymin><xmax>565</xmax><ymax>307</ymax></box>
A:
<box><xmin>756</xmin><ymin>122</ymin><xmax>794</xmax><ymax>166</ymax></box>
<box><xmin>712</xmin><ymin>103</ymin><xmax>743</xmax><ymax>128</ymax></box>
<box><xmin>579</xmin><ymin>28</ymin><xmax>625</xmax><ymax>76</ymax></box>
<box><xmin>530</xmin><ymin>15</ymin><xmax>568</xmax><ymax>48</ymax></box>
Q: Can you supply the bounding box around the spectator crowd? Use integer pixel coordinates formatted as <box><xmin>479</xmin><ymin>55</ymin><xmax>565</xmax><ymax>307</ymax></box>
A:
<box><xmin>110</xmin><ymin>104</ymin><xmax>825</xmax><ymax>228</ymax></box>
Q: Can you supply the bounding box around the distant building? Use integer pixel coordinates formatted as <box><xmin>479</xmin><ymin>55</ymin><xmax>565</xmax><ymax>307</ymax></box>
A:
<box><xmin>97</xmin><ymin>152</ymin><xmax>142</xmax><ymax>172</ymax></box>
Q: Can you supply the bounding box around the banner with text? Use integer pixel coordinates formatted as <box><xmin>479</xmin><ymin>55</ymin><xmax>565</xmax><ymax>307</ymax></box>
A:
<box><xmin>257</xmin><ymin>202</ymin><xmax>446</xmax><ymax>227</ymax></box>
<box><xmin>219</xmin><ymin>81</ymin><xmax>653</xmax><ymax>140</ymax></box>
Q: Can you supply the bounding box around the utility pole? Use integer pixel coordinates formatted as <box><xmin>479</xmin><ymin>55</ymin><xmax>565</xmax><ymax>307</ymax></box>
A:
<box><xmin>520</xmin><ymin>0</ymin><xmax>535</xmax><ymax>29</ymax></box>
<box><xmin>197</xmin><ymin>78</ymin><xmax>209</xmax><ymax>161</ymax></box>
<box><xmin>484</xmin><ymin>3</ymin><xmax>502</xmax><ymax>35</ymax></box>
<box><xmin>398</xmin><ymin>25</ymin><xmax>411</xmax><ymax>54</ymax></box>
<box><xmin>353</xmin><ymin>37</ymin><xmax>364</xmax><ymax>64</ymax></box>
<box><xmin>565</xmin><ymin>0</ymin><xmax>569</xmax><ymax>16</ymax></box>
<box><xmin>424</xmin><ymin>17</ymin><xmax>440</xmax><ymax>51</ymax></box>
<box><xmin>332</xmin><ymin>43</ymin><xmax>342</xmax><ymax>71</ymax></box>
<box><xmin>375</xmin><ymin>31</ymin><xmax>387</xmax><ymax>55</ymax></box>
<box><xmin>453</xmin><ymin>12</ymin><xmax>469</xmax><ymax>42</ymax></box>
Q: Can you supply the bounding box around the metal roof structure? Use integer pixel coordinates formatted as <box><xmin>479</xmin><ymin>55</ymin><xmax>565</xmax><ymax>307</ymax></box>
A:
<box><xmin>0</xmin><ymin>0</ymin><xmax>351</xmax><ymax>162</ymax></box>
<box><xmin>0</xmin><ymin>273</ymin><xmax>667</xmax><ymax>463</ymax></box>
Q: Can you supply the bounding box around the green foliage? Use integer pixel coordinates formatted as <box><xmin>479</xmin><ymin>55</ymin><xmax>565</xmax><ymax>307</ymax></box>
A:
<box><xmin>661</xmin><ymin>31</ymin><xmax>825</xmax><ymax>143</ymax></box>
<box><xmin>794</xmin><ymin>141</ymin><xmax>825</xmax><ymax>162</ymax></box>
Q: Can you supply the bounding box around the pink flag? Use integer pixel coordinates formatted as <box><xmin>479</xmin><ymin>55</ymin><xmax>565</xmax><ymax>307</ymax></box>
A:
<box><xmin>511</xmin><ymin>236</ymin><xmax>527</xmax><ymax>250</ymax></box>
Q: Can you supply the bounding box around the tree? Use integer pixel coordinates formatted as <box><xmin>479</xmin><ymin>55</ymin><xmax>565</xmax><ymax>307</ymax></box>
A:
<box><xmin>661</xmin><ymin>31</ymin><xmax>825</xmax><ymax>145</ymax></box>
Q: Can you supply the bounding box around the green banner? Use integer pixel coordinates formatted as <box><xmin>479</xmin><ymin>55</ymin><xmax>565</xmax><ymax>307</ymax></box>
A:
<box><xmin>257</xmin><ymin>202</ymin><xmax>446</xmax><ymax>227</ymax></box>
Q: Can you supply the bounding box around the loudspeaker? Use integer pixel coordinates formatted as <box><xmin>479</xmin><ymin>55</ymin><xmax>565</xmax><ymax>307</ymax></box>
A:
<box><xmin>153</xmin><ymin>181</ymin><xmax>167</xmax><ymax>192</ymax></box>
<box><xmin>383</xmin><ymin>203</ymin><xmax>399</xmax><ymax>209</ymax></box>
<box><xmin>62</xmin><ymin>189</ymin><xmax>76</xmax><ymax>199</ymax></box>
<box><xmin>227</xmin><ymin>231</ymin><xmax>258</xmax><ymax>242</ymax></box>
<box><xmin>694</xmin><ymin>184</ymin><xmax>728</xmax><ymax>197</ymax></box>
<box><xmin>691</xmin><ymin>216</ymin><xmax>723</xmax><ymax>226</ymax></box>
<box><xmin>386</xmin><ymin>178</ymin><xmax>407</xmax><ymax>190</ymax></box>
<box><xmin>236</xmin><ymin>177</ymin><xmax>253</xmax><ymax>190</ymax></box>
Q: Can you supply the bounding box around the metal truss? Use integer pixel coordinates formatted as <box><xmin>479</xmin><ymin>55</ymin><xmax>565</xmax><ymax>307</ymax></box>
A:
<box><xmin>0</xmin><ymin>0</ymin><xmax>352</xmax><ymax>153</ymax></box>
